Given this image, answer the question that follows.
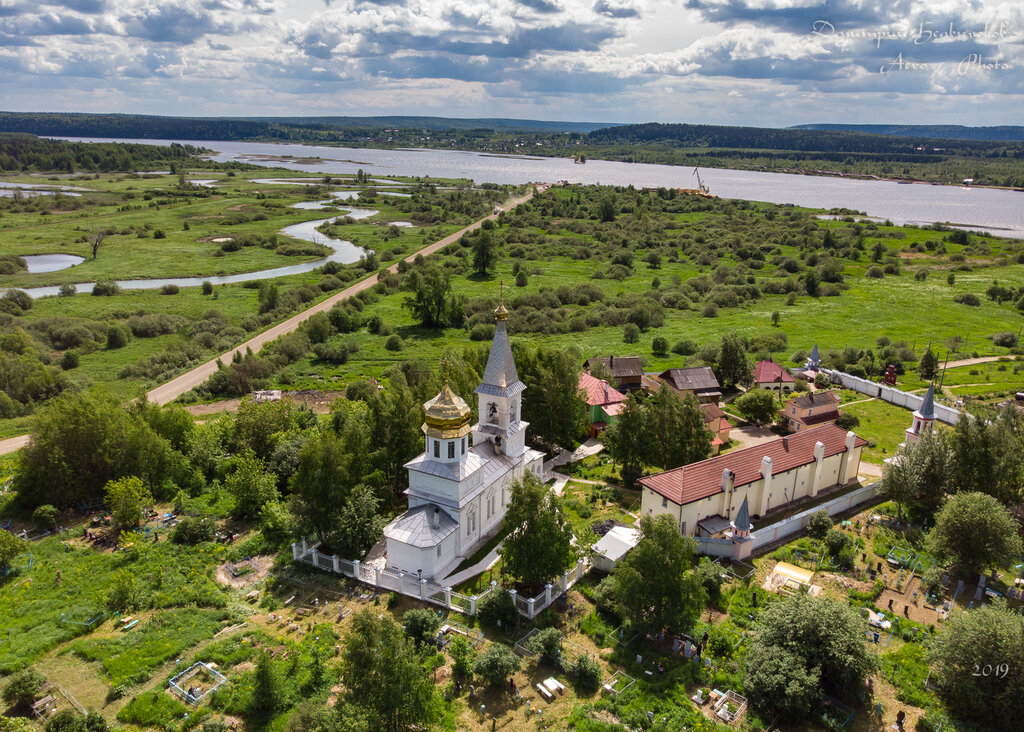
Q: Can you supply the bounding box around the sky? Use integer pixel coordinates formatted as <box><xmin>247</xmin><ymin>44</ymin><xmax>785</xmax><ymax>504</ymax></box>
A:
<box><xmin>0</xmin><ymin>0</ymin><xmax>1021</xmax><ymax>127</ymax></box>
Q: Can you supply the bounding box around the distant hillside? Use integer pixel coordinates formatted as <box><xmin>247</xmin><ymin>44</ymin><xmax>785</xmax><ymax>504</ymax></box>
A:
<box><xmin>0</xmin><ymin>111</ymin><xmax>611</xmax><ymax>141</ymax></box>
<box><xmin>792</xmin><ymin>124</ymin><xmax>1024</xmax><ymax>143</ymax></box>
<box><xmin>252</xmin><ymin>116</ymin><xmax>612</xmax><ymax>133</ymax></box>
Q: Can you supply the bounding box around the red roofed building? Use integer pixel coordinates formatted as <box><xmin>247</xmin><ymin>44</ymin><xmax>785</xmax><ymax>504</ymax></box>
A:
<box><xmin>579</xmin><ymin>371</ymin><xmax>627</xmax><ymax>436</ymax></box>
<box><xmin>639</xmin><ymin>424</ymin><xmax>866</xmax><ymax>537</ymax></box>
<box><xmin>752</xmin><ymin>359</ymin><xmax>795</xmax><ymax>395</ymax></box>
<box><xmin>700</xmin><ymin>402</ymin><xmax>731</xmax><ymax>455</ymax></box>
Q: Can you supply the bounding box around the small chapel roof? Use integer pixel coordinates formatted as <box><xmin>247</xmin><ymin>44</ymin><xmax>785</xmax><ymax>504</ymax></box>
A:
<box><xmin>733</xmin><ymin>498</ymin><xmax>751</xmax><ymax>532</ymax></box>
<box><xmin>917</xmin><ymin>384</ymin><xmax>936</xmax><ymax>419</ymax></box>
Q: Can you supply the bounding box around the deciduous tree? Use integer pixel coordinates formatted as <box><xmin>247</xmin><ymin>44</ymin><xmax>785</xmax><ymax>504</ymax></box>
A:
<box><xmin>499</xmin><ymin>472</ymin><xmax>575</xmax><ymax>589</ymax></box>
<box><xmin>340</xmin><ymin>610</ymin><xmax>438</xmax><ymax>732</ymax></box>
<box><xmin>925</xmin><ymin>492</ymin><xmax>1023</xmax><ymax>577</ymax></box>
<box><xmin>745</xmin><ymin>593</ymin><xmax>872</xmax><ymax>722</ymax></box>
<box><xmin>225</xmin><ymin>451</ymin><xmax>279</xmax><ymax>521</ymax></box>
<box><xmin>928</xmin><ymin>603</ymin><xmax>1024</xmax><ymax>731</ymax></box>
<box><xmin>734</xmin><ymin>388</ymin><xmax>779</xmax><ymax>425</ymax></box>
<box><xmin>610</xmin><ymin>514</ymin><xmax>706</xmax><ymax>635</ymax></box>
<box><xmin>104</xmin><ymin>477</ymin><xmax>153</xmax><ymax>530</ymax></box>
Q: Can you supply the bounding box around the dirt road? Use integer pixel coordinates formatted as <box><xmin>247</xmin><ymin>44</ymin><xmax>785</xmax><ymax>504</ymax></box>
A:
<box><xmin>0</xmin><ymin>187</ymin><xmax>541</xmax><ymax>454</ymax></box>
<box><xmin>146</xmin><ymin>187</ymin><xmax>540</xmax><ymax>406</ymax></box>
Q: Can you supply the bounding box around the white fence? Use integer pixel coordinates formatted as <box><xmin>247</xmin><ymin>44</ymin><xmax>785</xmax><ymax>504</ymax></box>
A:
<box><xmin>824</xmin><ymin>369</ymin><xmax>961</xmax><ymax>425</ymax></box>
<box><xmin>750</xmin><ymin>482</ymin><xmax>879</xmax><ymax>551</ymax></box>
<box><xmin>291</xmin><ymin>539</ymin><xmax>588</xmax><ymax>620</ymax></box>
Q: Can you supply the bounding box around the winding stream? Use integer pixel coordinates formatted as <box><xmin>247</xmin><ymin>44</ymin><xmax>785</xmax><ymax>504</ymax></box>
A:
<box><xmin>17</xmin><ymin>202</ymin><xmax>379</xmax><ymax>298</ymax></box>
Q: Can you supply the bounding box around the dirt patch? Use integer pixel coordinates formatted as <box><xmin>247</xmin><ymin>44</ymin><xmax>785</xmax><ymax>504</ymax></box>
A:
<box><xmin>186</xmin><ymin>391</ymin><xmax>346</xmax><ymax>417</ymax></box>
<box><xmin>216</xmin><ymin>555</ymin><xmax>274</xmax><ymax>589</ymax></box>
<box><xmin>226</xmin><ymin>204</ymin><xmax>255</xmax><ymax>212</ymax></box>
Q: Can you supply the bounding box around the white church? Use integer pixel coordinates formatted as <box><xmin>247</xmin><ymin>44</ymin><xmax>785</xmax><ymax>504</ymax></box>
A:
<box><xmin>382</xmin><ymin>298</ymin><xmax>545</xmax><ymax>580</ymax></box>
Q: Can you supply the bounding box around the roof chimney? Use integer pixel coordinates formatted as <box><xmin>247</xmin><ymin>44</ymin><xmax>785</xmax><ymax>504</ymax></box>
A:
<box><xmin>432</xmin><ymin>507</ymin><xmax>440</xmax><ymax>530</ymax></box>
<box><xmin>721</xmin><ymin>468</ymin><xmax>734</xmax><ymax>493</ymax></box>
<box><xmin>782</xmin><ymin>436</ymin><xmax>789</xmax><ymax>449</ymax></box>
<box><xmin>604</xmin><ymin>383</ymin><xmax>609</xmax><ymax>400</ymax></box>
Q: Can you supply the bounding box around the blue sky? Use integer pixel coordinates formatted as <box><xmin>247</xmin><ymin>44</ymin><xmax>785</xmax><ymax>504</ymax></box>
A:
<box><xmin>0</xmin><ymin>0</ymin><xmax>1021</xmax><ymax>126</ymax></box>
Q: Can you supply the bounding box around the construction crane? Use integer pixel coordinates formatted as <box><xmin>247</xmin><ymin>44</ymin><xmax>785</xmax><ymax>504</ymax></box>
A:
<box><xmin>692</xmin><ymin>167</ymin><xmax>709</xmax><ymax>194</ymax></box>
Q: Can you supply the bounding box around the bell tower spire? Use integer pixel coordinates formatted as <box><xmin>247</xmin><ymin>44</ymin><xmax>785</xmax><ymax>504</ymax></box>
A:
<box><xmin>474</xmin><ymin>285</ymin><xmax>527</xmax><ymax>458</ymax></box>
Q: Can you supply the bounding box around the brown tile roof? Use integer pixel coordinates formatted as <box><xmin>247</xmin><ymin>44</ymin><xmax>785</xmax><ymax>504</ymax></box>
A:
<box><xmin>639</xmin><ymin>423</ymin><xmax>867</xmax><ymax>506</ymax></box>
<box><xmin>787</xmin><ymin>390</ymin><xmax>841</xmax><ymax>411</ymax></box>
<box><xmin>753</xmin><ymin>360</ymin><xmax>794</xmax><ymax>383</ymax></box>
<box><xmin>791</xmin><ymin>412</ymin><xmax>840</xmax><ymax>427</ymax></box>
<box><xmin>579</xmin><ymin>371</ymin><xmax>626</xmax><ymax>408</ymax></box>
<box><xmin>658</xmin><ymin>366</ymin><xmax>720</xmax><ymax>393</ymax></box>
<box><xmin>700</xmin><ymin>403</ymin><xmax>726</xmax><ymax>420</ymax></box>
<box><xmin>586</xmin><ymin>356</ymin><xmax>643</xmax><ymax>379</ymax></box>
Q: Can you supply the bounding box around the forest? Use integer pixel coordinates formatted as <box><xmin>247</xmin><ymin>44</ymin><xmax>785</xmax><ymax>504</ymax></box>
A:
<box><xmin>4</xmin><ymin>112</ymin><xmax>1024</xmax><ymax>186</ymax></box>
<box><xmin>0</xmin><ymin>134</ymin><xmax>211</xmax><ymax>173</ymax></box>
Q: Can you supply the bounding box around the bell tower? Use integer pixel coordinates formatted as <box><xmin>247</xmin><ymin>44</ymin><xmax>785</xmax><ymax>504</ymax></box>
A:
<box><xmin>473</xmin><ymin>286</ymin><xmax>527</xmax><ymax>458</ymax></box>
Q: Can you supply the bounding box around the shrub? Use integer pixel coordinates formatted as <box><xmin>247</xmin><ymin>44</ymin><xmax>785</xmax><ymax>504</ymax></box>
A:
<box><xmin>60</xmin><ymin>350</ymin><xmax>80</xmax><ymax>370</ymax></box>
<box><xmin>921</xmin><ymin>566</ymin><xmax>943</xmax><ymax>597</ymax></box>
<box><xmin>201</xmin><ymin>281</ymin><xmax>214</xmax><ymax>295</ymax></box>
<box><xmin>953</xmin><ymin>293</ymin><xmax>980</xmax><ymax>307</ymax></box>
<box><xmin>623</xmin><ymin>323</ymin><xmax>640</xmax><ymax>343</ymax></box>
<box><xmin>91</xmin><ymin>280</ymin><xmax>121</xmax><ymax>296</ymax></box>
<box><xmin>384</xmin><ymin>334</ymin><xmax>404</xmax><ymax>351</ymax></box>
<box><xmin>865</xmin><ymin>266</ymin><xmax>884</xmax><ymax>278</ymax></box>
<box><xmin>651</xmin><ymin>336</ymin><xmax>669</xmax><ymax>356</ymax></box>
<box><xmin>701</xmin><ymin>302</ymin><xmax>718</xmax><ymax>317</ymax></box>
<box><xmin>477</xmin><ymin>588</ymin><xmax>517</xmax><ymax>628</ymax></box>
<box><xmin>2</xmin><ymin>289</ymin><xmax>32</xmax><ymax>311</ymax></box>
<box><xmin>58</xmin><ymin>284</ymin><xmax>77</xmax><ymax>297</ymax></box>
<box><xmin>526</xmin><ymin>627</ymin><xmax>564</xmax><ymax>668</ymax></box>
<box><xmin>515</xmin><ymin>270</ymin><xmax>528</xmax><ymax>287</ymax></box>
<box><xmin>448</xmin><ymin>635</ymin><xmax>475</xmax><ymax>678</ymax></box>
<box><xmin>470</xmin><ymin>323</ymin><xmax>495</xmax><ymax>341</ymax></box>
<box><xmin>403</xmin><ymin>608</ymin><xmax>442</xmax><ymax>648</ymax></box>
<box><xmin>568</xmin><ymin>654</ymin><xmax>602</xmax><ymax>694</ymax></box>
<box><xmin>824</xmin><ymin>528</ymin><xmax>849</xmax><ymax>557</ymax></box>
<box><xmin>160</xmin><ymin>284</ymin><xmax>179</xmax><ymax>295</ymax></box>
<box><xmin>32</xmin><ymin>504</ymin><xmax>59</xmax><ymax>530</ymax></box>
<box><xmin>106</xmin><ymin>324</ymin><xmax>130</xmax><ymax>349</ymax></box>
<box><xmin>170</xmin><ymin>516</ymin><xmax>215</xmax><ymax>545</ymax></box>
<box><xmin>807</xmin><ymin>509</ymin><xmax>831</xmax><ymax>539</ymax></box>
<box><xmin>992</xmin><ymin>331</ymin><xmax>1018</xmax><ymax>347</ymax></box>
<box><xmin>672</xmin><ymin>338</ymin><xmax>698</xmax><ymax>356</ymax></box>
<box><xmin>835</xmin><ymin>413</ymin><xmax>860</xmax><ymax>430</ymax></box>
<box><xmin>2</xmin><ymin>668</ymin><xmax>46</xmax><ymax>709</ymax></box>
<box><xmin>473</xmin><ymin>643</ymin><xmax>521</xmax><ymax>686</ymax></box>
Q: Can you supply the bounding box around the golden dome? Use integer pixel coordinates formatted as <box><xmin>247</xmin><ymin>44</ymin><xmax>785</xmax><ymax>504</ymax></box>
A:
<box><xmin>422</xmin><ymin>383</ymin><xmax>472</xmax><ymax>439</ymax></box>
<box><xmin>494</xmin><ymin>283</ymin><xmax>509</xmax><ymax>321</ymax></box>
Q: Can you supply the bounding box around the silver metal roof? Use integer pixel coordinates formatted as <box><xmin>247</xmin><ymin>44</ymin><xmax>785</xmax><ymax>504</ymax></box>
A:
<box><xmin>404</xmin><ymin>452</ymin><xmax>487</xmax><ymax>482</ymax></box>
<box><xmin>384</xmin><ymin>504</ymin><xmax>458</xmax><ymax>548</ymax></box>
<box><xmin>475</xmin><ymin>319</ymin><xmax>525</xmax><ymax>398</ymax></box>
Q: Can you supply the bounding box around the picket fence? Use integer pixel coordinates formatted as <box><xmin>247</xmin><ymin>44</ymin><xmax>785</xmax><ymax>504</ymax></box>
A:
<box><xmin>292</xmin><ymin>540</ymin><xmax>587</xmax><ymax>620</ymax></box>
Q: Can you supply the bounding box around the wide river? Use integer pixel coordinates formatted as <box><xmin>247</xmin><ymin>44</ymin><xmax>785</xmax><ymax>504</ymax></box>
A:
<box><xmin>59</xmin><ymin>136</ymin><xmax>1024</xmax><ymax>239</ymax></box>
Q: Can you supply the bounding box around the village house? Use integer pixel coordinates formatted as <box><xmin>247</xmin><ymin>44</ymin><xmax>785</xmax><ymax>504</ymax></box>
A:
<box><xmin>639</xmin><ymin>424</ymin><xmax>866</xmax><ymax>537</ymax></box>
<box><xmin>579</xmin><ymin>371</ymin><xmax>626</xmax><ymax>436</ymax></box>
<box><xmin>585</xmin><ymin>355</ymin><xmax>643</xmax><ymax>391</ymax></box>
<box><xmin>752</xmin><ymin>359</ymin><xmax>795</xmax><ymax>394</ymax></box>
<box><xmin>701</xmin><ymin>402</ymin><xmax>732</xmax><ymax>454</ymax></box>
<box><xmin>781</xmin><ymin>390</ymin><xmax>842</xmax><ymax>433</ymax></box>
<box><xmin>656</xmin><ymin>366</ymin><xmax>722</xmax><ymax>404</ymax></box>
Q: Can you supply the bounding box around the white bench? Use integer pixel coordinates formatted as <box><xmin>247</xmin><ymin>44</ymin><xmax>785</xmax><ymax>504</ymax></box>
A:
<box><xmin>536</xmin><ymin>683</ymin><xmax>553</xmax><ymax>700</ymax></box>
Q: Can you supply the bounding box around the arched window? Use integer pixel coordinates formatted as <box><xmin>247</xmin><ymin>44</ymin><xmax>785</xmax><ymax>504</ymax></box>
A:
<box><xmin>487</xmin><ymin>402</ymin><xmax>499</xmax><ymax>424</ymax></box>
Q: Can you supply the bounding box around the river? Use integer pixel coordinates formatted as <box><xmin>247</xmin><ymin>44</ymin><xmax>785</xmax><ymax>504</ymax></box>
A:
<box><xmin>55</xmin><ymin>136</ymin><xmax>1024</xmax><ymax>239</ymax></box>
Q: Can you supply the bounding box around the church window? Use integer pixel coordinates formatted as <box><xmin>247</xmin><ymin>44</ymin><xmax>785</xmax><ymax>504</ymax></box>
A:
<box><xmin>448</xmin><ymin>441</ymin><xmax>455</xmax><ymax>459</ymax></box>
<box><xmin>433</xmin><ymin>440</ymin><xmax>439</xmax><ymax>458</ymax></box>
<box><xmin>437</xmin><ymin>546</ymin><xmax>442</xmax><ymax>557</ymax></box>
<box><xmin>509</xmin><ymin>404</ymin><xmax>516</xmax><ymax>422</ymax></box>
<box><xmin>487</xmin><ymin>402</ymin><xmax>498</xmax><ymax>424</ymax></box>
<box><xmin>462</xmin><ymin>437</ymin><xmax>466</xmax><ymax>454</ymax></box>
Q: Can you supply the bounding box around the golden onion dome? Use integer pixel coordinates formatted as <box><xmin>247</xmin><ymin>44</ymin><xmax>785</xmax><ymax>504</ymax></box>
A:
<box><xmin>422</xmin><ymin>383</ymin><xmax>472</xmax><ymax>439</ymax></box>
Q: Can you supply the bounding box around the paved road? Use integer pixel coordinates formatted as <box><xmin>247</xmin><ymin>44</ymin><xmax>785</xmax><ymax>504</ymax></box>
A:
<box><xmin>0</xmin><ymin>187</ymin><xmax>541</xmax><ymax>454</ymax></box>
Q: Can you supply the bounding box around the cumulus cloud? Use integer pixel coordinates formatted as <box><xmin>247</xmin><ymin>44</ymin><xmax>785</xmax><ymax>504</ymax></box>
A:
<box><xmin>0</xmin><ymin>0</ymin><xmax>1017</xmax><ymax>123</ymax></box>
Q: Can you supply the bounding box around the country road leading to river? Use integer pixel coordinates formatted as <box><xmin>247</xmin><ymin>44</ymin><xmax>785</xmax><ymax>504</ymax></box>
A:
<box><xmin>145</xmin><ymin>186</ymin><xmax>541</xmax><ymax>405</ymax></box>
<box><xmin>0</xmin><ymin>187</ymin><xmax>540</xmax><ymax>455</ymax></box>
